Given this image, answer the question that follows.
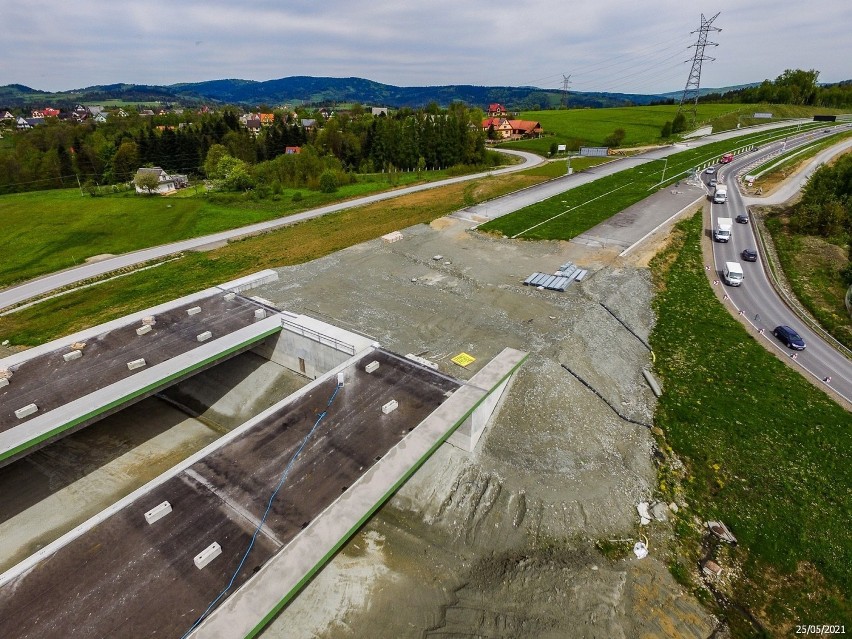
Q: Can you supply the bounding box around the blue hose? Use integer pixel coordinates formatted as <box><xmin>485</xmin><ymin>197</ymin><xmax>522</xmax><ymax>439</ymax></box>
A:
<box><xmin>181</xmin><ymin>382</ymin><xmax>343</xmax><ymax>638</ymax></box>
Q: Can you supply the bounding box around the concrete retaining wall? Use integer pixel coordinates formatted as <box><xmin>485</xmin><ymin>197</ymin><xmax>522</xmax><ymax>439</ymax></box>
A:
<box><xmin>252</xmin><ymin>312</ymin><xmax>376</xmax><ymax>380</ymax></box>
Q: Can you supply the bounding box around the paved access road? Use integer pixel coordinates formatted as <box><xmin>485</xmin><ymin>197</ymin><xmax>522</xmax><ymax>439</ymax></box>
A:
<box><xmin>707</xmin><ymin>133</ymin><xmax>852</xmax><ymax>404</ymax></box>
<box><xmin>0</xmin><ymin>120</ymin><xmax>815</xmax><ymax>312</ymax></box>
<box><xmin>1</xmin><ymin>152</ymin><xmax>546</xmax><ymax>311</ymax></box>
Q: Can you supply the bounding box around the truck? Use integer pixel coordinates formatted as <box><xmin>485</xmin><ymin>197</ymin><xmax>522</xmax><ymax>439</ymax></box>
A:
<box><xmin>723</xmin><ymin>261</ymin><xmax>744</xmax><ymax>286</ymax></box>
<box><xmin>720</xmin><ymin>152</ymin><xmax>734</xmax><ymax>164</ymax></box>
<box><xmin>714</xmin><ymin>217</ymin><xmax>733</xmax><ymax>242</ymax></box>
<box><xmin>713</xmin><ymin>184</ymin><xmax>728</xmax><ymax>203</ymax></box>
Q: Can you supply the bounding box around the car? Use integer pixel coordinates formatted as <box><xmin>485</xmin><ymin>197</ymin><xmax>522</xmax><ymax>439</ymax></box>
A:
<box><xmin>773</xmin><ymin>325</ymin><xmax>806</xmax><ymax>350</ymax></box>
<box><xmin>705</xmin><ymin>167</ymin><xmax>716</xmax><ymax>174</ymax></box>
<box><xmin>736</xmin><ymin>214</ymin><xmax>749</xmax><ymax>224</ymax></box>
<box><xmin>709</xmin><ymin>178</ymin><xmax>718</xmax><ymax>187</ymax></box>
<box><xmin>741</xmin><ymin>249</ymin><xmax>758</xmax><ymax>262</ymax></box>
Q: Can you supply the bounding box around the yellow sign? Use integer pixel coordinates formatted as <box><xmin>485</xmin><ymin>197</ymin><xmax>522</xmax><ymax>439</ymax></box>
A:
<box><xmin>451</xmin><ymin>352</ymin><xmax>476</xmax><ymax>367</ymax></box>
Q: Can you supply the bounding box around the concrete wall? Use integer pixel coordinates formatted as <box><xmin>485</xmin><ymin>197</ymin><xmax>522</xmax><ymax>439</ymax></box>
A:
<box><xmin>252</xmin><ymin>312</ymin><xmax>376</xmax><ymax>380</ymax></box>
<box><xmin>447</xmin><ymin>349</ymin><xmax>525</xmax><ymax>452</ymax></box>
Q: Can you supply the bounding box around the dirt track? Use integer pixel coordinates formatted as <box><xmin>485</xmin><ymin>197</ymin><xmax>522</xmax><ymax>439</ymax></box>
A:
<box><xmin>256</xmin><ymin>218</ymin><xmax>716</xmax><ymax>638</ymax></box>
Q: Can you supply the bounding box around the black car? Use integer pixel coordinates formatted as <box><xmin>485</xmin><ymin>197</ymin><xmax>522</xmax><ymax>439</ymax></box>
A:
<box><xmin>773</xmin><ymin>325</ymin><xmax>806</xmax><ymax>350</ymax></box>
<box><xmin>741</xmin><ymin>248</ymin><xmax>758</xmax><ymax>262</ymax></box>
<box><xmin>736</xmin><ymin>214</ymin><xmax>749</xmax><ymax>224</ymax></box>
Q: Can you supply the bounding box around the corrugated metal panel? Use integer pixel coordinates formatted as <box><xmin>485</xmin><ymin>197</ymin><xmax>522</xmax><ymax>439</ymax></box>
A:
<box><xmin>574</xmin><ymin>269</ymin><xmax>588</xmax><ymax>281</ymax></box>
<box><xmin>523</xmin><ymin>274</ymin><xmax>538</xmax><ymax>285</ymax></box>
<box><xmin>580</xmin><ymin>146</ymin><xmax>609</xmax><ymax>157</ymax></box>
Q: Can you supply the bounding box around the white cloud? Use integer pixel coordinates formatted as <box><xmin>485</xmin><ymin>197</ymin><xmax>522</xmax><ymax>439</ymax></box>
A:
<box><xmin>1</xmin><ymin>0</ymin><xmax>849</xmax><ymax>94</ymax></box>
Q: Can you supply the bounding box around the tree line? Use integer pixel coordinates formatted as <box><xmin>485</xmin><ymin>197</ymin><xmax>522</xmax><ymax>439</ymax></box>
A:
<box><xmin>0</xmin><ymin>103</ymin><xmax>492</xmax><ymax>195</ymax></box>
<box><xmin>788</xmin><ymin>153</ymin><xmax>852</xmax><ymax>283</ymax></box>
<box><xmin>698</xmin><ymin>69</ymin><xmax>852</xmax><ymax>109</ymax></box>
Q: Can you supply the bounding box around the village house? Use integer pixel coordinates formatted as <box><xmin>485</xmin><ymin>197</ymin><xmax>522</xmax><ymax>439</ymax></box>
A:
<box><xmin>482</xmin><ymin>117</ymin><xmax>514</xmax><ymax>139</ymax></box>
<box><xmin>487</xmin><ymin>103</ymin><xmax>509</xmax><ymax>117</ymax></box>
<box><xmin>134</xmin><ymin>167</ymin><xmax>189</xmax><ymax>194</ymax></box>
<box><xmin>482</xmin><ymin>116</ymin><xmax>543</xmax><ymax>140</ymax></box>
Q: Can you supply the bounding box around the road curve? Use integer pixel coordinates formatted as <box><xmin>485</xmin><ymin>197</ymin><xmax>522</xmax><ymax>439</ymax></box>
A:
<box><xmin>0</xmin><ymin>120</ymin><xmax>822</xmax><ymax>311</ymax></box>
<box><xmin>707</xmin><ymin>133</ymin><xmax>852</xmax><ymax>405</ymax></box>
<box><xmin>0</xmin><ymin>150</ymin><xmax>544</xmax><ymax>311</ymax></box>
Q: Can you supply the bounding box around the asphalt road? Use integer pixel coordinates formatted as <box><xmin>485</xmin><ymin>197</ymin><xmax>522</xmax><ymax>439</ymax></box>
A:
<box><xmin>0</xmin><ymin>119</ymin><xmax>818</xmax><ymax>312</ymax></box>
<box><xmin>0</xmin><ymin>150</ymin><xmax>545</xmax><ymax>311</ymax></box>
<box><xmin>707</xmin><ymin>132</ymin><xmax>852</xmax><ymax>404</ymax></box>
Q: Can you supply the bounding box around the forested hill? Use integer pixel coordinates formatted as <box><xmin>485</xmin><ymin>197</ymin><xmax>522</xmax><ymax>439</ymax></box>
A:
<box><xmin>0</xmin><ymin>76</ymin><xmax>667</xmax><ymax>109</ymax></box>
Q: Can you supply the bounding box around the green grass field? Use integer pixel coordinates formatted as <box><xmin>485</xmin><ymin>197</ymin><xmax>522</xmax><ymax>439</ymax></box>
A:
<box><xmin>651</xmin><ymin>212</ymin><xmax>850</xmax><ymax>636</ymax></box>
<box><xmin>0</xmin><ymin>167</ymin><xmax>475</xmax><ymax>288</ymax></box>
<box><xmin>502</xmin><ymin>104</ymin><xmax>843</xmax><ymax>155</ymax></box>
<box><xmin>480</xmin><ymin>123</ymin><xmax>829</xmax><ymax>241</ymax></box>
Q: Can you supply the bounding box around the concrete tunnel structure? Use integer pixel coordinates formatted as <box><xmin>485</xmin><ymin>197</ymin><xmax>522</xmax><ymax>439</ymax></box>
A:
<box><xmin>0</xmin><ymin>269</ymin><xmax>527</xmax><ymax>638</ymax></box>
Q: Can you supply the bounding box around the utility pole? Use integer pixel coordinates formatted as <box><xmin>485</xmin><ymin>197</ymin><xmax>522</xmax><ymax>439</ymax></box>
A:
<box><xmin>678</xmin><ymin>12</ymin><xmax>721</xmax><ymax>127</ymax></box>
<box><xmin>560</xmin><ymin>74</ymin><xmax>571</xmax><ymax>109</ymax></box>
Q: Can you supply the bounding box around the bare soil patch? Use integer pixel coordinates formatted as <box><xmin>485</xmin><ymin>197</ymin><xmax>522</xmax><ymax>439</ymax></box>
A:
<box><xmin>257</xmin><ymin>217</ymin><xmax>715</xmax><ymax>638</ymax></box>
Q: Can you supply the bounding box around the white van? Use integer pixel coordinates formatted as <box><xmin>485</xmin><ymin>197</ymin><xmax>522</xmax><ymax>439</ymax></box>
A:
<box><xmin>723</xmin><ymin>261</ymin><xmax>744</xmax><ymax>286</ymax></box>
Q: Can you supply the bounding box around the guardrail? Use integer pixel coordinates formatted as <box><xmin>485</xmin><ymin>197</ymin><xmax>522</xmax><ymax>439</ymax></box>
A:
<box><xmin>751</xmin><ymin>213</ymin><xmax>852</xmax><ymax>361</ymax></box>
<box><xmin>280</xmin><ymin>318</ymin><xmax>356</xmax><ymax>356</ymax></box>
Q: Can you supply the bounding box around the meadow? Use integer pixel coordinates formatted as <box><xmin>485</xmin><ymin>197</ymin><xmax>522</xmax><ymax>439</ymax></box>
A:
<box><xmin>651</xmin><ymin>213</ymin><xmax>850</xmax><ymax>636</ymax></box>
<box><xmin>503</xmin><ymin>103</ymin><xmax>842</xmax><ymax>155</ymax></box>
<box><xmin>0</xmin><ymin>167</ymin><xmax>481</xmax><ymax>288</ymax></box>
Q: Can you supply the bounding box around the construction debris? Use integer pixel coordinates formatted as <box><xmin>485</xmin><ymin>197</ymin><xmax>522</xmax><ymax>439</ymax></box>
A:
<box><xmin>706</xmin><ymin>520</ymin><xmax>737</xmax><ymax>545</ymax></box>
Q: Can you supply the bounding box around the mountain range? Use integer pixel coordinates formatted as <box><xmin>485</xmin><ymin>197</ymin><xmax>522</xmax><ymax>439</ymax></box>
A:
<box><xmin>0</xmin><ymin>76</ymin><xmax>684</xmax><ymax>110</ymax></box>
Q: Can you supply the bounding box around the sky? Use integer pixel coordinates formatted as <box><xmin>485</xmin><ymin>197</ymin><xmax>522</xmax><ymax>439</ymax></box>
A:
<box><xmin>2</xmin><ymin>0</ymin><xmax>849</xmax><ymax>96</ymax></box>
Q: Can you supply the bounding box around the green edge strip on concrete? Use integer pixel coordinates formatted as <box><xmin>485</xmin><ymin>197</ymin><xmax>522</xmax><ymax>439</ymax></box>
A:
<box><xmin>0</xmin><ymin>327</ymin><xmax>282</xmax><ymax>464</ymax></box>
<box><xmin>242</xmin><ymin>352</ymin><xmax>529</xmax><ymax>639</ymax></box>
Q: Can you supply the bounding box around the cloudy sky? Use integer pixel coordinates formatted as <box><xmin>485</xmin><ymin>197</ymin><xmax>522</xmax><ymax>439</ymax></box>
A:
<box><xmin>3</xmin><ymin>0</ymin><xmax>849</xmax><ymax>95</ymax></box>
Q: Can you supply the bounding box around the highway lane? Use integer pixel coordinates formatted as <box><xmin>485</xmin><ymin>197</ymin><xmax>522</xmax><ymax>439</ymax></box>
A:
<box><xmin>706</xmin><ymin>133</ymin><xmax>852</xmax><ymax>404</ymax></box>
<box><xmin>0</xmin><ymin>119</ymin><xmax>819</xmax><ymax>311</ymax></box>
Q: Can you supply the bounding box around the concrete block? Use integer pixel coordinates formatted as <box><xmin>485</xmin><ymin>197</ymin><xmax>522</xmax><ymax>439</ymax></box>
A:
<box><xmin>254</xmin><ymin>309</ymin><xmax>266</xmax><ymax>320</ymax></box>
<box><xmin>144</xmin><ymin>501</ymin><xmax>172</xmax><ymax>525</ymax></box>
<box><xmin>381</xmin><ymin>399</ymin><xmax>398</xmax><ymax>415</ymax></box>
<box><xmin>197</xmin><ymin>331</ymin><xmax>212</xmax><ymax>342</ymax></box>
<box><xmin>194</xmin><ymin>542</ymin><xmax>222</xmax><ymax>569</ymax></box>
<box><xmin>223</xmin><ymin>292</ymin><xmax>236</xmax><ymax>302</ymax></box>
<box><xmin>365</xmin><ymin>361</ymin><xmax>380</xmax><ymax>373</ymax></box>
<box><xmin>15</xmin><ymin>404</ymin><xmax>39</xmax><ymax>419</ymax></box>
<box><xmin>142</xmin><ymin>316</ymin><xmax>156</xmax><ymax>326</ymax></box>
<box><xmin>63</xmin><ymin>350</ymin><xmax>83</xmax><ymax>362</ymax></box>
<box><xmin>136</xmin><ymin>324</ymin><xmax>152</xmax><ymax>336</ymax></box>
<box><xmin>187</xmin><ymin>306</ymin><xmax>201</xmax><ymax>316</ymax></box>
<box><xmin>127</xmin><ymin>358</ymin><xmax>147</xmax><ymax>371</ymax></box>
<box><xmin>0</xmin><ymin>378</ymin><xmax>8</xmax><ymax>389</ymax></box>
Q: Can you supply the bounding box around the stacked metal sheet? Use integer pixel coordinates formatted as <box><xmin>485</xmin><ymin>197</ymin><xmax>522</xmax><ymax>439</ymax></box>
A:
<box><xmin>523</xmin><ymin>272</ymin><xmax>571</xmax><ymax>291</ymax></box>
<box><xmin>523</xmin><ymin>261</ymin><xmax>588</xmax><ymax>292</ymax></box>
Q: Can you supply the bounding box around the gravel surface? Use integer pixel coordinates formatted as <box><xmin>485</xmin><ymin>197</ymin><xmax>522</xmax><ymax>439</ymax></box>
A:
<box><xmin>257</xmin><ymin>217</ymin><xmax>716</xmax><ymax>638</ymax></box>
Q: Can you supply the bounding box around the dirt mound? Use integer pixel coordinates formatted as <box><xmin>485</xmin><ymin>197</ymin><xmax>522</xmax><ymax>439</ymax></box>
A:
<box><xmin>257</xmin><ymin>217</ymin><xmax>715</xmax><ymax>638</ymax></box>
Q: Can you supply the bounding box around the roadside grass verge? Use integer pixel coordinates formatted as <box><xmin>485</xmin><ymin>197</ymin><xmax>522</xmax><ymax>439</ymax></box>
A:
<box><xmin>479</xmin><ymin>124</ymin><xmax>831</xmax><ymax>241</ymax></box>
<box><xmin>0</xmin><ymin>166</ymin><xmax>493</xmax><ymax>288</ymax></box>
<box><xmin>747</xmin><ymin>128</ymin><xmax>852</xmax><ymax>191</ymax></box>
<box><xmin>0</xmin><ymin>172</ymin><xmax>551</xmax><ymax>346</ymax></box>
<box><xmin>763</xmin><ymin>211</ymin><xmax>852</xmax><ymax>350</ymax></box>
<box><xmin>650</xmin><ymin>212</ymin><xmax>850</xmax><ymax>635</ymax></box>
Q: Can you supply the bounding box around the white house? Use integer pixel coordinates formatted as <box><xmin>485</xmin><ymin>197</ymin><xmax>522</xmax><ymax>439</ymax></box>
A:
<box><xmin>134</xmin><ymin>167</ymin><xmax>189</xmax><ymax>194</ymax></box>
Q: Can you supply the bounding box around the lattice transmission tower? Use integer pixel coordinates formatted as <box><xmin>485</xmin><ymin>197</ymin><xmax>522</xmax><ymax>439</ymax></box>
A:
<box><xmin>678</xmin><ymin>12</ymin><xmax>721</xmax><ymax>126</ymax></box>
<box><xmin>560</xmin><ymin>74</ymin><xmax>571</xmax><ymax>109</ymax></box>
